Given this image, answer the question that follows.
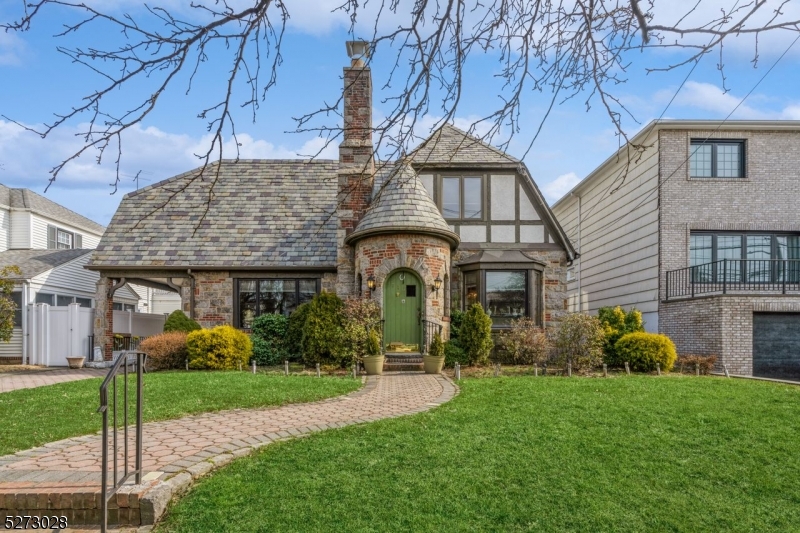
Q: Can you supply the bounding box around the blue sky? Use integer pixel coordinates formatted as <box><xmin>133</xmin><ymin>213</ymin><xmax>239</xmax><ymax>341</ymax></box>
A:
<box><xmin>1</xmin><ymin>1</ymin><xmax>800</xmax><ymax>226</ymax></box>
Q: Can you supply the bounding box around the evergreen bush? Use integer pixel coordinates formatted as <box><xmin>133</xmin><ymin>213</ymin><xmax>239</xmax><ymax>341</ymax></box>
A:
<box><xmin>444</xmin><ymin>340</ymin><xmax>469</xmax><ymax>368</ymax></box>
<box><xmin>250</xmin><ymin>313</ymin><xmax>288</xmax><ymax>366</ymax></box>
<box><xmin>285</xmin><ymin>303</ymin><xmax>310</xmax><ymax>360</ymax></box>
<box><xmin>429</xmin><ymin>332</ymin><xmax>445</xmax><ymax>358</ymax></box>
<box><xmin>460</xmin><ymin>303</ymin><xmax>493</xmax><ymax>366</ymax></box>
<box><xmin>615</xmin><ymin>332</ymin><xmax>677</xmax><ymax>372</ymax></box>
<box><xmin>187</xmin><ymin>325</ymin><xmax>252</xmax><ymax>370</ymax></box>
<box><xmin>301</xmin><ymin>292</ymin><xmax>347</xmax><ymax>367</ymax></box>
<box><xmin>163</xmin><ymin>310</ymin><xmax>201</xmax><ymax>333</ymax></box>
<box><xmin>598</xmin><ymin>306</ymin><xmax>644</xmax><ymax>366</ymax></box>
<box><xmin>365</xmin><ymin>328</ymin><xmax>382</xmax><ymax>357</ymax></box>
<box><xmin>552</xmin><ymin>313</ymin><xmax>605</xmax><ymax>374</ymax></box>
<box><xmin>140</xmin><ymin>331</ymin><xmax>188</xmax><ymax>371</ymax></box>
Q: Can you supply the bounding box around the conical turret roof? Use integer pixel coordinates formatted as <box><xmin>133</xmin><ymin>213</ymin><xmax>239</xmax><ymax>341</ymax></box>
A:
<box><xmin>345</xmin><ymin>163</ymin><xmax>459</xmax><ymax>248</ymax></box>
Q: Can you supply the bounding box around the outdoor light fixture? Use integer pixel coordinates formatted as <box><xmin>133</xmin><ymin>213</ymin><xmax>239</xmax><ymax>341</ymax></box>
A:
<box><xmin>367</xmin><ymin>275</ymin><xmax>376</xmax><ymax>292</ymax></box>
<box><xmin>433</xmin><ymin>275</ymin><xmax>442</xmax><ymax>295</ymax></box>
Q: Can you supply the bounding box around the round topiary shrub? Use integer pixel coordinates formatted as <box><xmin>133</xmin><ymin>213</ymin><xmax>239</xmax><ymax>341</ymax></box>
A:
<box><xmin>615</xmin><ymin>332</ymin><xmax>677</xmax><ymax>372</ymax></box>
<box><xmin>139</xmin><ymin>331</ymin><xmax>188</xmax><ymax>371</ymax></box>
<box><xmin>163</xmin><ymin>310</ymin><xmax>201</xmax><ymax>333</ymax></box>
<box><xmin>460</xmin><ymin>303</ymin><xmax>493</xmax><ymax>366</ymax></box>
<box><xmin>250</xmin><ymin>313</ymin><xmax>288</xmax><ymax>366</ymax></box>
<box><xmin>187</xmin><ymin>325</ymin><xmax>252</xmax><ymax>370</ymax></box>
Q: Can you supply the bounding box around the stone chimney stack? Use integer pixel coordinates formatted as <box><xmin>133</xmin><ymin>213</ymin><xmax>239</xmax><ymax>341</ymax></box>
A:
<box><xmin>336</xmin><ymin>41</ymin><xmax>375</xmax><ymax>296</ymax></box>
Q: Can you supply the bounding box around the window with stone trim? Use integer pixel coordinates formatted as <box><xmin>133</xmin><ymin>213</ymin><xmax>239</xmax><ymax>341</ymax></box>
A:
<box><xmin>689</xmin><ymin>140</ymin><xmax>745</xmax><ymax>178</ymax></box>
<box><xmin>461</xmin><ymin>267</ymin><xmax>542</xmax><ymax>327</ymax></box>
<box><xmin>236</xmin><ymin>278</ymin><xmax>319</xmax><ymax>328</ymax></box>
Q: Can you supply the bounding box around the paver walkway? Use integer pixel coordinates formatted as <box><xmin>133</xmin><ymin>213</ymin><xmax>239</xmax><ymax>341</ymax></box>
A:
<box><xmin>0</xmin><ymin>368</ymin><xmax>107</xmax><ymax>393</ymax></box>
<box><xmin>0</xmin><ymin>373</ymin><xmax>457</xmax><ymax>529</ymax></box>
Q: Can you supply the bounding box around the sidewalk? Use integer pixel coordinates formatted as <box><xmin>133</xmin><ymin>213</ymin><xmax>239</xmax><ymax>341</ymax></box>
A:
<box><xmin>0</xmin><ymin>373</ymin><xmax>458</xmax><ymax>529</ymax></box>
<box><xmin>0</xmin><ymin>368</ymin><xmax>107</xmax><ymax>393</ymax></box>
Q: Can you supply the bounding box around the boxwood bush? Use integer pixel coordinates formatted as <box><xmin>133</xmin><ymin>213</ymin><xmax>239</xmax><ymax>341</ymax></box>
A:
<box><xmin>187</xmin><ymin>325</ymin><xmax>252</xmax><ymax>370</ymax></box>
<box><xmin>140</xmin><ymin>331</ymin><xmax>188</xmax><ymax>371</ymax></box>
<box><xmin>615</xmin><ymin>332</ymin><xmax>677</xmax><ymax>372</ymax></box>
<box><xmin>302</xmin><ymin>292</ymin><xmax>347</xmax><ymax>367</ymax></box>
<box><xmin>250</xmin><ymin>313</ymin><xmax>288</xmax><ymax>366</ymax></box>
<box><xmin>285</xmin><ymin>303</ymin><xmax>310</xmax><ymax>361</ymax></box>
<box><xmin>460</xmin><ymin>303</ymin><xmax>493</xmax><ymax>366</ymax></box>
<box><xmin>163</xmin><ymin>310</ymin><xmax>201</xmax><ymax>333</ymax></box>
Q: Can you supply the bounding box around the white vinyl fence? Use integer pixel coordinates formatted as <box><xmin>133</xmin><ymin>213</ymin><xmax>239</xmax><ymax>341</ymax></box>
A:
<box><xmin>26</xmin><ymin>304</ymin><xmax>167</xmax><ymax>367</ymax></box>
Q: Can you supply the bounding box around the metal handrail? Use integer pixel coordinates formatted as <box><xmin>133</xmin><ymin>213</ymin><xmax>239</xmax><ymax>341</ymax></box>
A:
<box><xmin>666</xmin><ymin>259</ymin><xmax>800</xmax><ymax>300</ymax></box>
<box><xmin>422</xmin><ymin>319</ymin><xmax>442</xmax><ymax>355</ymax></box>
<box><xmin>98</xmin><ymin>351</ymin><xmax>145</xmax><ymax>533</ymax></box>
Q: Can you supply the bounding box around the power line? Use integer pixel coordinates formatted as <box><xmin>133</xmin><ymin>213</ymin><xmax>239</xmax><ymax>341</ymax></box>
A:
<box><xmin>577</xmin><ymin>32</ymin><xmax>800</xmax><ymax>245</ymax></box>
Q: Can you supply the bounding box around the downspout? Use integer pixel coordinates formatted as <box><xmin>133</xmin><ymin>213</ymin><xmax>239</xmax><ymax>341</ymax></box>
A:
<box><xmin>571</xmin><ymin>192</ymin><xmax>582</xmax><ymax>312</ymax></box>
<box><xmin>21</xmin><ymin>281</ymin><xmax>28</xmax><ymax>365</ymax></box>
<box><xmin>186</xmin><ymin>269</ymin><xmax>196</xmax><ymax>320</ymax></box>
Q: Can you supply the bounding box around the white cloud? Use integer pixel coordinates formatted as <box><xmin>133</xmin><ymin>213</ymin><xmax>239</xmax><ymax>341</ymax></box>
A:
<box><xmin>542</xmin><ymin>172</ymin><xmax>580</xmax><ymax>204</ymax></box>
<box><xmin>0</xmin><ymin>32</ymin><xmax>26</xmax><ymax>66</ymax></box>
<box><xmin>653</xmin><ymin>81</ymin><xmax>800</xmax><ymax>120</ymax></box>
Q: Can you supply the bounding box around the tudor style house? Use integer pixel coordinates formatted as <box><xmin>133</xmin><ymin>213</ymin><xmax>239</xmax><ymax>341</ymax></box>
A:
<box><xmin>87</xmin><ymin>42</ymin><xmax>576</xmax><ymax>362</ymax></box>
<box><xmin>552</xmin><ymin>120</ymin><xmax>800</xmax><ymax>380</ymax></box>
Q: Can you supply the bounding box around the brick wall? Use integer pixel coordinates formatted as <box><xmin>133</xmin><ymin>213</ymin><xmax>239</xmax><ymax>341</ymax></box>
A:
<box><xmin>661</xmin><ymin>295</ymin><xmax>800</xmax><ymax>375</ymax></box>
<box><xmin>355</xmin><ymin>234</ymin><xmax>451</xmax><ymax>338</ymax></box>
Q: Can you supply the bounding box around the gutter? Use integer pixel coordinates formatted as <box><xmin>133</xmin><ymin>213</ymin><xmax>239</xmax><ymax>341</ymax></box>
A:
<box><xmin>21</xmin><ymin>281</ymin><xmax>28</xmax><ymax>365</ymax></box>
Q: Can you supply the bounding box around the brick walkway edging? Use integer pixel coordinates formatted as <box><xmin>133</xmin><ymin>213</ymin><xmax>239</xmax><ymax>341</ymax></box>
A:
<box><xmin>137</xmin><ymin>373</ymin><xmax>458</xmax><ymax>525</ymax></box>
<box><xmin>0</xmin><ymin>373</ymin><xmax>458</xmax><ymax>529</ymax></box>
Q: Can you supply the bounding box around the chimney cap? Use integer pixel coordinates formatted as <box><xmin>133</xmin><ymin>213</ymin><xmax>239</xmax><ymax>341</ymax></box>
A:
<box><xmin>346</xmin><ymin>41</ymin><xmax>371</xmax><ymax>66</ymax></box>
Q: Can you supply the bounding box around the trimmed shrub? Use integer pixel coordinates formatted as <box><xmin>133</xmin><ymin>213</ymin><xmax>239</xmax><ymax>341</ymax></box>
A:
<box><xmin>429</xmin><ymin>332</ymin><xmax>445</xmax><ymax>358</ymax></box>
<box><xmin>598</xmin><ymin>306</ymin><xmax>644</xmax><ymax>367</ymax></box>
<box><xmin>552</xmin><ymin>313</ymin><xmax>605</xmax><ymax>374</ymax></box>
<box><xmin>285</xmin><ymin>303</ymin><xmax>310</xmax><ymax>360</ymax></box>
<box><xmin>250</xmin><ymin>313</ymin><xmax>288</xmax><ymax>366</ymax></box>
<box><xmin>499</xmin><ymin>317</ymin><xmax>549</xmax><ymax>366</ymax></box>
<box><xmin>444</xmin><ymin>340</ymin><xmax>469</xmax><ymax>368</ymax></box>
<box><xmin>615</xmin><ymin>332</ymin><xmax>677</xmax><ymax>373</ymax></box>
<box><xmin>140</xmin><ymin>331</ymin><xmax>188</xmax><ymax>371</ymax></box>
<box><xmin>187</xmin><ymin>325</ymin><xmax>252</xmax><ymax>370</ymax></box>
<box><xmin>163</xmin><ymin>310</ymin><xmax>201</xmax><ymax>333</ymax></box>
<box><xmin>460</xmin><ymin>303</ymin><xmax>493</xmax><ymax>366</ymax></box>
<box><xmin>302</xmin><ymin>292</ymin><xmax>347</xmax><ymax>367</ymax></box>
<box><xmin>449</xmin><ymin>310</ymin><xmax>464</xmax><ymax>341</ymax></box>
<box><xmin>677</xmin><ymin>354</ymin><xmax>718</xmax><ymax>374</ymax></box>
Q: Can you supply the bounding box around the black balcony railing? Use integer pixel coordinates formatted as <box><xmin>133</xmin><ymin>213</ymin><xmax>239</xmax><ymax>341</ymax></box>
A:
<box><xmin>422</xmin><ymin>320</ymin><xmax>443</xmax><ymax>355</ymax></box>
<box><xmin>666</xmin><ymin>259</ymin><xmax>800</xmax><ymax>300</ymax></box>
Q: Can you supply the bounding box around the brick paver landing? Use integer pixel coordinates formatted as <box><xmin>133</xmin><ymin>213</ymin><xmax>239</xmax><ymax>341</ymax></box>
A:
<box><xmin>0</xmin><ymin>368</ymin><xmax>107</xmax><ymax>393</ymax></box>
<box><xmin>0</xmin><ymin>373</ymin><xmax>457</xmax><ymax>529</ymax></box>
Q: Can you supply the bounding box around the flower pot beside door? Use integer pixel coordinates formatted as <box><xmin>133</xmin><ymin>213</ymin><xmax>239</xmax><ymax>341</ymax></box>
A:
<box><xmin>423</xmin><ymin>332</ymin><xmax>445</xmax><ymax>374</ymax></box>
<box><xmin>362</xmin><ymin>328</ymin><xmax>384</xmax><ymax>375</ymax></box>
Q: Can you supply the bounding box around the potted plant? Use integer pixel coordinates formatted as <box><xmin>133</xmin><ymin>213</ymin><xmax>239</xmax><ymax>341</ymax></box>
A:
<box><xmin>423</xmin><ymin>332</ymin><xmax>446</xmax><ymax>374</ymax></box>
<box><xmin>362</xmin><ymin>328</ymin><xmax>384</xmax><ymax>375</ymax></box>
<box><xmin>66</xmin><ymin>356</ymin><xmax>85</xmax><ymax>369</ymax></box>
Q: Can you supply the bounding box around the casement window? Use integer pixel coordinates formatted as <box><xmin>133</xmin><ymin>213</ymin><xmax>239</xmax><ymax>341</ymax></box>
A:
<box><xmin>689</xmin><ymin>140</ymin><xmax>745</xmax><ymax>178</ymax></box>
<box><xmin>442</xmin><ymin>175</ymin><xmax>483</xmax><ymax>220</ymax></box>
<box><xmin>47</xmin><ymin>225</ymin><xmax>83</xmax><ymax>249</ymax></box>
<box><xmin>690</xmin><ymin>232</ymin><xmax>800</xmax><ymax>282</ymax></box>
<box><xmin>236</xmin><ymin>278</ymin><xmax>319</xmax><ymax>328</ymax></box>
<box><xmin>461</xmin><ymin>268</ymin><xmax>542</xmax><ymax>327</ymax></box>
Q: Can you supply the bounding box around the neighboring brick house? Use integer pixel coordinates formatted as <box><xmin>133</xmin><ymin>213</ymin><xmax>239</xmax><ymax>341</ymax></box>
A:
<box><xmin>552</xmin><ymin>120</ymin><xmax>800</xmax><ymax>379</ymax></box>
<box><xmin>0</xmin><ymin>184</ymin><xmax>147</xmax><ymax>364</ymax></box>
<box><xmin>87</xmin><ymin>41</ymin><xmax>576</xmax><ymax>364</ymax></box>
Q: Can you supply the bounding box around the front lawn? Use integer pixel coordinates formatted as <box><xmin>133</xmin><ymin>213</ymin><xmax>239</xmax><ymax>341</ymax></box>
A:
<box><xmin>158</xmin><ymin>376</ymin><xmax>800</xmax><ymax>532</ymax></box>
<box><xmin>0</xmin><ymin>372</ymin><xmax>360</xmax><ymax>456</ymax></box>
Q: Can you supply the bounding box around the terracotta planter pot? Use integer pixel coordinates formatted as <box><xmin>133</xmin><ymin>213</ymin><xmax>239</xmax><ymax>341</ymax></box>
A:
<box><xmin>423</xmin><ymin>355</ymin><xmax>445</xmax><ymax>374</ymax></box>
<box><xmin>362</xmin><ymin>355</ymin><xmax>385</xmax><ymax>375</ymax></box>
<box><xmin>66</xmin><ymin>357</ymin><xmax>86</xmax><ymax>369</ymax></box>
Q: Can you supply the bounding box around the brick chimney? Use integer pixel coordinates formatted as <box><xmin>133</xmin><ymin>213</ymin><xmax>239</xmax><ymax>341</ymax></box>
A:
<box><xmin>336</xmin><ymin>41</ymin><xmax>374</xmax><ymax>296</ymax></box>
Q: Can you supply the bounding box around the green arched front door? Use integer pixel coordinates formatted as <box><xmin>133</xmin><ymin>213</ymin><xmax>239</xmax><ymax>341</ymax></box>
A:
<box><xmin>384</xmin><ymin>270</ymin><xmax>423</xmax><ymax>352</ymax></box>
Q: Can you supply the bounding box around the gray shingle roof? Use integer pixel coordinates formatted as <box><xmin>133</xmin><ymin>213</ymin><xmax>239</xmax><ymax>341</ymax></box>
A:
<box><xmin>407</xmin><ymin>124</ymin><xmax>519</xmax><ymax>166</ymax></box>
<box><xmin>0</xmin><ymin>249</ymin><xmax>93</xmax><ymax>279</ymax></box>
<box><xmin>0</xmin><ymin>184</ymin><xmax>106</xmax><ymax>235</ymax></box>
<box><xmin>346</xmin><ymin>163</ymin><xmax>459</xmax><ymax>247</ymax></box>
<box><xmin>89</xmin><ymin>160</ymin><xmax>340</xmax><ymax>269</ymax></box>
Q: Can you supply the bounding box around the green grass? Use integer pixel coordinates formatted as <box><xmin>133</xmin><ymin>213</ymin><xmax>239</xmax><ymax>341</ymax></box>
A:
<box><xmin>157</xmin><ymin>376</ymin><xmax>800</xmax><ymax>533</ymax></box>
<box><xmin>0</xmin><ymin>372</ymin><xmax>360</xmax><ymax>456</ymax></box>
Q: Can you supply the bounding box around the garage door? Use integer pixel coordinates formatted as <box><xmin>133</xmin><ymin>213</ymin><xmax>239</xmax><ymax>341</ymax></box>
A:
<box><xmin>753</xmin><ymin>313</ymin><xmax>800</xmax><ymax>380</ymax></box>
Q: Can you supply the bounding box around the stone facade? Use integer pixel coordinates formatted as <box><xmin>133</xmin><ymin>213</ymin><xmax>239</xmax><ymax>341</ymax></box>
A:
<box><xmin>661</xmin><ymin>295</ymin><xmax>800</xmax><ymax>375</ymax></box>
<box><xmin>182</xmin><ymin>272</ymin><xmax>233</xmax><ymax>328</ymax></box>
<box><xmin>355</xmin><ymin>234</ymin><xmax>451</xmax><ymax>338</ymax></box>
<box><xmin>93</xmin><ymin>277</ymin><xmax>114</xmax><ymax>361</ymax></box>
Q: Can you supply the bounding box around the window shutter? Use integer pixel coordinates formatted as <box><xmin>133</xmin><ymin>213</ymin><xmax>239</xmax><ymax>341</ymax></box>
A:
<box><xmin>74</xmin><ymin>233</ymin><xmax>82</xmax><ymax>249</ymax></box>
<box><xmin>47</xmin><ymin>225</ymin><xmax>57</xmax><ymax>249</ymax></box>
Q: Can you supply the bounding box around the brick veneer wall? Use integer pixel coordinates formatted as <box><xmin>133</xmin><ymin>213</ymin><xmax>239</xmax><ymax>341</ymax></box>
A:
<box><xmin>661</xmin><ymin>295</ymin><xmax>800</xmax><ymax>375</ymax></box>
<box><xmin>355</xmin><ymin>233</ymin><xmax>451</xmax><ymax>338</ymax></box>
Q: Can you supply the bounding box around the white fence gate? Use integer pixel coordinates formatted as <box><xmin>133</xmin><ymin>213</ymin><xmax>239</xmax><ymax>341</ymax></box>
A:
<box><xmin>27</xmin><ymin>304</ymin><xmax>168</xmax><ymax>367</ymax></box>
